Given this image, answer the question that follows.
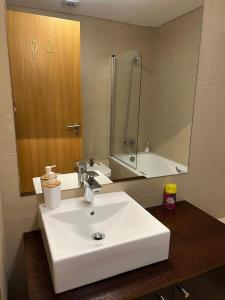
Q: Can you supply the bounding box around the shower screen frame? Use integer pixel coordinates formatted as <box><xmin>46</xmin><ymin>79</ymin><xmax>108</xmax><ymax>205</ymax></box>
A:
<box><xmin>110</xmin><ymin>50</ymin><xmax>142</xmax><ymax>171</ymax></box>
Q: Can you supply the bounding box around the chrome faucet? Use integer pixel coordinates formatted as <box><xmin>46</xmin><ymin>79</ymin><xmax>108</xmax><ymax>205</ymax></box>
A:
<box><xmin>76</xmin><ymin>161</ymin><xmax>102</xmax><ymax>202</ymax></box>
<box><xmin>84</xmin><ymin>174</ymin><xmax>102</xmax><ymax>203</ymax></box>
<box><xmin>124</xmin><ymin>138</ymin><xmax>136</xmax><ymax>145</ymax></box>
<box><xmin>123</xmin><ymin>138</ymin><xmax>136</xmax><ymax>155</ymax></box>
<box><xmin>76</xmin><ymin>161</ymin><xmax>87</xmax><ymax>186</ymax></box>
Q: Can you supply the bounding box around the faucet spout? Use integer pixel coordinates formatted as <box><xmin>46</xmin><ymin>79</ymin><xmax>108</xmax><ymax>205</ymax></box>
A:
<box><xmin>75</xmin><ymin>161</ymin><xmax>102</xmax><ymax>202</ymax></box>
<box><xmin>84</xmin><ymin>175</ymin><xmax>102</xmax><ymax>203</ymax></box>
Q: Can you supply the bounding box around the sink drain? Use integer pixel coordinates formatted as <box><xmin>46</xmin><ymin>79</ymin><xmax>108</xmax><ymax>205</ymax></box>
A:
<box><xmin>91</xmin><ymin>232</ymin><xmax>105</xmax><ymax>241</ymax></box>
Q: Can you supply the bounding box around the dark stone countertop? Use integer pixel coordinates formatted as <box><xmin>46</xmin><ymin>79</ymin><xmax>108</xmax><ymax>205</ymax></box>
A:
<box><xmin>23</xmin><ymin>201</ymin><xmax>225</xmax><ymax>299</ymax></box>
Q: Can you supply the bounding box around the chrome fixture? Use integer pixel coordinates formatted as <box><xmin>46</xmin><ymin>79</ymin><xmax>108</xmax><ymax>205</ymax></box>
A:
<box><xmin>76</xmin><ymin>161</ymin><xmax>99</xmax><ymax>190</ymax></box>
<box><xmin>124</xmin><ymin>138</ymin><xmax>136</xmax><ymax>145</ymax></box>
<box><xmin>76</xmin><ymin>161</ymin><xmax>87</xmax><ymax>186</ymax></box>
<box><xmin>63</xmin><ymin>0</ymin><xmax>80</xmax><ymax>6</ymax></box>
<box><xmin>89</xmin><ymin>158</ymin><xmax>95</xmax><ymax>167</ymax></box>
<box><xmin>91</xmin><ymin>232</ymin><xmax>105</xmax><ymax>241</ymax></box>
<box><xmin>157</xmin><ymin>294</ymin><xmax>167</xmax><ymax>300</ymax></box>
<box><xmin>124</xmin><ymin>138</ymin><xmax>136</xmax><ymax>155</ymax></box>
<box><xmin>76</xmin><ymin>161</ymin><xmax>102</xmax><ymax>202</ymax></box>
<box><xmin>176</xmin><ymin>284</ymin><xmax>190</xmax><ymax>298</ymax></box>
<box><xmin>66</xmin><ymin>123</ymin><xmax>80</xmax><ymax>130</ymax></box>
<box><xmin>110</xmin><ymin>50</ymin><xmax>142</xmax><ymax>161</ymax></box>
<box><xmin>176</xmin><ymin>166</ymin><xmax>183</xmax><ymax>174</ymax></box>
<box><xmin>123</xmin><ymin>54</ymin><xmax>142</xmax><ymax>152</ymax></box>
<box><xmin>110</xmin><ymin>55</ymin><xmax>116</xmax><ymax>156</ymax></box>
<box><xmin>84</xmin><ymin>174</ymin><xmax>102</xmax><ymax>203</ymax></box>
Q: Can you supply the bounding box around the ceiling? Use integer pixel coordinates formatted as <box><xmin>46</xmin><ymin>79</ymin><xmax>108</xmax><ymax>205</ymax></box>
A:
<box><xmin>6</xmin><ymin>0</ymin><xmax>204</xmax><ymax>27</ymax></box>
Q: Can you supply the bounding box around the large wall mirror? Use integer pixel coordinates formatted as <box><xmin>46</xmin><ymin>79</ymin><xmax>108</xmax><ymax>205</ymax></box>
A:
<box><xmin>6</xmin><ymin>0</ymin><xmax>204</xmax><ymax>195</ymax></box>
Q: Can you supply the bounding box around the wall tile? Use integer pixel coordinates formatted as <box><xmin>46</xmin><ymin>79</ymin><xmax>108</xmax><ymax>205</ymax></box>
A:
<box><xmin>207</xmin><ymin>29</ymin><xmax>225</xmax><ymax>88</ymax></box>
<box><xmin>0</xmin><ymin>153</ymin><xmax>20</xmax><ymax>191</ymax></box>
<box><xmin>4</xmin><ymin>217</ymin><xmax>38</xmax><ymax>299</ymax></box>
<box><xmin>192</xmin><ymin>87</ymin><xmax>218</xmax><ymax>140</ymax></box>
<box><xmin>201</xmin><ymin>0</ymin><xmax>215</xmax><ymax>30</ymax></box>
<box><xmin>0</xmin><ymin>194</ymin><xmax>8</xmax><ymax>300</ymax></box>
<box><xmin>0</xmin><ymin>0</ymin><xmax>10</xmax><ymax>78</ymax></box>
<box><xmin>149</xmin><ymin>8</ymin><xmax>202</xmax><ymax>165</ymax></box>
<box><xmin>0</xmin><ymin>78</ymin><xmax>17</xmax><ymax>154</ymax></box>
<box><xmin>177</xmin><ymin>137</ymin><xmax>225</xmax><ymax>218</ymax></box>
<box><xmin>194</xmin><ymin>87</ymin><xmax>225</xmax><ymax>140</ymax></box>
<box><xmin>211</xmin><ymin>0</ymin><xmax>225</xmax><ymax>30</ymax></box>
<box><xmin>196</xmin><ymin>29</ymin><xmax>212</xmax><ymax>87</ymax></box>
<box><xmin>1</xmin><ymin>191</ymin><xmax>38</xmax><ymax>222</ymax></box>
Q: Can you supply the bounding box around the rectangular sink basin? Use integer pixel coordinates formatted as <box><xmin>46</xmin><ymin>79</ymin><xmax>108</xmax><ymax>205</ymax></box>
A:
<box><xmin>39</xmin><ymin>191</ymin><xmax>170</xmax><ymax>293</ymax></box>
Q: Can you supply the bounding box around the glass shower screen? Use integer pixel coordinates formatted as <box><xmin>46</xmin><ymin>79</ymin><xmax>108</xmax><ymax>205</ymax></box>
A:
<box><xmin>110</xmin><ymin>49</ymin><xmax>142</xmax><ymax>170</ymax></box>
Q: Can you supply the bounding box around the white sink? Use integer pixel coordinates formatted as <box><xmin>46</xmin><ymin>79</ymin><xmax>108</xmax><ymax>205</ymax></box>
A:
<box><xmin>39</xmin><ymin>191</ymin><xmax>170</xmax><ymax>293</ymax></box>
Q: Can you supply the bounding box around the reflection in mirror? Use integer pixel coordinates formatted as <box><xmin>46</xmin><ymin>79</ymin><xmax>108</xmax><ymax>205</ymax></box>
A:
<box><xmin>5</xmin><ymin>0</ymin><xmax>204</xmax><ymax>195</ymax></box>
<box><xmin>110</xmin><ymin>50</ymin><xmax>142</xmax><ymax>178</ymax></box>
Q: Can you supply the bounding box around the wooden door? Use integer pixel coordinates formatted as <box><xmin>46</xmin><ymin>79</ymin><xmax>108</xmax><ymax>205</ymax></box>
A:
<box><xmin>7</xmin><ymin>10</ymin><xmax>83</xmax><ymax>194</ymax></box>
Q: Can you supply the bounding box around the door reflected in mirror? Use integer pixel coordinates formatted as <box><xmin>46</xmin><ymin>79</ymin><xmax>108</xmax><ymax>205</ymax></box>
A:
<box><xmin>6</xmin><ymin>0</ymin><xmax>204</xmax><ymax>195</ymax></box>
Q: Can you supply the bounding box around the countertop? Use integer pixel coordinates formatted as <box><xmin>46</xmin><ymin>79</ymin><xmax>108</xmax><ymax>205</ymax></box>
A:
<box><xmin>23</xmin><ymin>201</ymin><xmax>225</xmax><ymax>299</ymax></box>
<box><xmin>33</xmin><ymin>171</ymin><xmax>112</xmax><ymax>194</ymax></box>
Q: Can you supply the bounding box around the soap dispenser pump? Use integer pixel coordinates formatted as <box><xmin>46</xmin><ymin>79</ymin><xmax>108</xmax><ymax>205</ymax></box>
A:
<box><xmin>41</xmin><ymin>165</ymin><xmax>56</xmax><ymax>180</ymax></box>
<box><xmin>40</xmin><ymin>165</ymin><xmax>57</xmax><ymax>191</ymax></box>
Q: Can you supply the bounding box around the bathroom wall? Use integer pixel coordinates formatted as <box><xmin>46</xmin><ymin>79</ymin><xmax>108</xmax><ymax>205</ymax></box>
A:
<box><xmin>0</xmin><ymin>195</ymin><xmax>8</xmax><ymax>300</ymax></box>
<box><xmin>145</xmin><ymin>8</ymin><xmax>203</xmax><ymax>166</ymax></box>
<box><xmin>1</xmin><ymin>0</ymin><xmax>225</xmax><ymax>299</ymax></box>
<box><xmin>79</xmin><ymin>17</ymin><xmax>155</xmax><ymax>161</ymax></box>
<box><xmin>0</xmin><ymin>1</ymin><xmax>37</xmax><ymax>297</ymax></box>
<box><xmin>111</xmin><ymin>49</ymin><xmax>154</xmax><ymax>156</ymax></box>
<box><xmin>89</xmin><ymin>8</ymin><xmax>203</xmax><ymax>160</ymax></box>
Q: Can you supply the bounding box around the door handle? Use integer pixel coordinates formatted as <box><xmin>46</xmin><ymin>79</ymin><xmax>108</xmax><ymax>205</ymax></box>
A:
<box><xmin>66</xmin><ymin>123</ymin><xmax>80</xmax><ymax>129</ymax></box>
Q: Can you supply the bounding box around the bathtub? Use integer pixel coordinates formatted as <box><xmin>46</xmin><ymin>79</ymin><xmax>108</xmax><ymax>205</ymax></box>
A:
<box><xmin>110</xmin><ymin>152</ymin><xmax>187</xmax><ymax>179</ymax></box>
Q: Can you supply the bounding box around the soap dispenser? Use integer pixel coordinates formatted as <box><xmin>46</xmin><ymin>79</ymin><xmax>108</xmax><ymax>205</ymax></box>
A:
<box><xmin>42</xmin><ymin>171</ymin><xmax>61</xmax><ymax>209</ymax></box>
<box><xmin>40</xmin><ymin>165</ymin><xmax>57</xmax><ymax>186</ymax></box>
<box><xmin>145</xmin><ymin>141</ymin><xmax>150</xmax><ymax>153</ymax></box>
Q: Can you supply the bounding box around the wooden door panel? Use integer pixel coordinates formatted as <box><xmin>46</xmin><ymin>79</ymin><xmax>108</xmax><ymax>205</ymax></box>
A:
<box><xmin>7</xmin><ymin>10</ymin><xmax>82</xmax><ymax>193</ymax></box>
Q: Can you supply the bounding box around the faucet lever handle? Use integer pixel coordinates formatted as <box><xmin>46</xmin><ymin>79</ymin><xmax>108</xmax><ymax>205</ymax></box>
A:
<box><xmin>85</xmin><ymin>175</ymin><xmax>102</xmax><ymax>191</ymax></box>
<box><xmin>84</xmin><ymin>175</ymin><xmax>102</xmax><ymax>203</ymax></box>
<box><xmin>87</xmin><ymin>175</ymin><xmax>95</xmax><ymax>187</ymax></box>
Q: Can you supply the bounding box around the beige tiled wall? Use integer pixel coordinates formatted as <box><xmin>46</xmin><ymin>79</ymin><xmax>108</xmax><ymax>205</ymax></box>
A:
<box><xmin>1</xmin><ymin>0</ymin><xmax>225</xmax><ymax>299</ymax></box>
<box><xmin>0</xmin><ymin>1</ymin><xmax>39</xmax><ymax>298</ymax></box>
<box><xmin>111</xmin><ymin>47</ymin><xmax>155</xmax><ymax>155</ymax></box>
<box><xmin>0</xmin><ymin>194</ymin><xmax>7</xmax><ymax>300</ymax></box>
<box><xmin>148</xmin><ymin>8</ymin><xmax>203</xmax><ymax>165</ymax></box>
<box><xmin>79</xmin><ymin>18</ymin><xmax>155</xmax><ymax>160</ymax></box>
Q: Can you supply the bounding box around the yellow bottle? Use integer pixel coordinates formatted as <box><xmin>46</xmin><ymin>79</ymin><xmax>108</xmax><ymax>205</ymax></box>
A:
<box><xmin>163</xmin><ymin>183</ymin><xmax>177</xmax><ymax>210</ymax></box>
